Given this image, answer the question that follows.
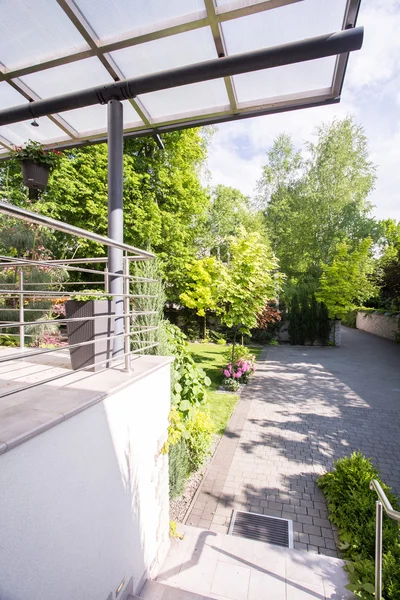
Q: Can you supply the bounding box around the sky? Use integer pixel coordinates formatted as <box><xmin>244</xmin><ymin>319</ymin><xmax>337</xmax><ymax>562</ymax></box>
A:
<box><xmin>206</xmin><ymin>0</ymin><xmax>400</xmax><ymax>222</ymax></box>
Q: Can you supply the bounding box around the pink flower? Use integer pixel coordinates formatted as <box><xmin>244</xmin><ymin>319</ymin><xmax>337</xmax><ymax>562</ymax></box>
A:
<box><xmin>223</xmin><ymin>369</ymin><xmax>231</xmax><ymax>378</ymax></box>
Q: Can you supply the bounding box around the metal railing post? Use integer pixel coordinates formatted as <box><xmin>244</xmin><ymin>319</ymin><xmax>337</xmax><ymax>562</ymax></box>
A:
<box><xmin>104</xmin><ymin>266</ymin><xmax>109</xmax><ymax>293</ymax></box>
<box><xmin>18</xmin><ymin>268</ymin><xmax>24</xmax><ymax>350</ymax></box>
<box><xmin>123</xmin><ymin>255</ymin><xmax>131</xmax><ymax>373</ymax></box>
<box><xmin>375</xmin><ymin>500</ymin><xmax>383</xmax><ymax>600</ymax></box>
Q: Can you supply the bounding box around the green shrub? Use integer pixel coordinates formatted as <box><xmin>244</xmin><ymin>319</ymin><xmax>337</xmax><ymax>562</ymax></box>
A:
<box><xmin>251</xmin><ymin>328</ymin><xmax>274</xmax><ymax>344</ymax></box>
<box><xmin>288</xmin><ymin>294</ymin><xmax>303</xmax><ymax>344</ymax></box>
<box><xmin>318</xmin><ymin>452</ymin><xmax>400</xmax><ymax>599</ymax></box>
<box><xmin>342</xmin><ymin>309</ymin><xmax>357</xmax><ymax>328</ymax></box>
<box><xmin>222</xmin><ymin>377</ymin><xmax>240</xmax><ymax>392</ymax></box>
<box><xmin>0</xmin><ymin>334</ymin><xmax>19</xmax><ymax>347</ymax></box>
<box><xmin>165</xmin><ymin>323</ymin><xmax>211</xmax><ymax>419</ymax></box>
<box><xmin>164</xmin><ymin>324</ymin><xmax>214</xmax><ymax>499</ymax></box>
<box><xmin>25</xmin><ymin>314</ymin><xmax>60</xmax><ymax>347</ymax></box>
<box><xmin>216</xmin><ymin>338</ymin><xmax>227</xmax><ymax>345</ymax></box>
<box><xmin>317</xmin><ymin>302</ymin><xmax>331</xmax><ymax>345</ymax></box>
<box><xmin>186</xmin><ymin>410</ymin><xmax>214</xmax><ymax>470</ymax></box>
<box><xmin>269</xmin><ymin>339</ymin><xmax>279</xmax><ymax>346</ymax></box>
<box><xmin>223</xmin><ymin>344</ymin><xmax>255</xmax><ymax>365</ymax></box>
<box><xmin>169</xmin><ymin>438</ymin><xmax>190</xmax><ymax>499</ymax></box>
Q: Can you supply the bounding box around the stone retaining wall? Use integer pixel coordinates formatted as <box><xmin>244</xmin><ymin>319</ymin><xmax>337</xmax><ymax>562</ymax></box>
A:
<box><xmin>356</xmin><ymin>311</ymin><xmax>399</xmax><ymax>341</ymax></box>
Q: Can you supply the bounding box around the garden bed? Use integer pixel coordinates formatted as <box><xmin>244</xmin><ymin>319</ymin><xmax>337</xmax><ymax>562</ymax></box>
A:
<box><xmin>169</xmin><ymin>342</ymin><xmax>262</xmax><ymax>521</ymax></box>
<box><xmin>189</xmin><ymin>342</ymin><xmax>261</xmax><ymax>433</ymax></box>
<box><xmin>170</xmin><ymin>434</ymin><xmax>219</xmax><ymax>523</ymax></box>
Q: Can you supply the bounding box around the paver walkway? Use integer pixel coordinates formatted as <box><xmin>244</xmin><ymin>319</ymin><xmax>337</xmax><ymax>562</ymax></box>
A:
<box><xmin>186</xmin><ymin>327</ymin><xmax>400</xmax><ymax>556</ymax></box>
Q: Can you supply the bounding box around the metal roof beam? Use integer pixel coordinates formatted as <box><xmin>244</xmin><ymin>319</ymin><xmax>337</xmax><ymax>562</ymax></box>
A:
<box><xmin>204</xmin><ymin>0</ymin><xmax>238</xmax><ymax>112</ymax></box>
<box><xmin>55</xmin><ymin>0</ymin><xmax>154</xmax><ymax>129</ymax></box>
<box><xmin>4</xmin><ymin>78</ymin><xmax>79</xmax><ymax>139</ymax></box>
<box><xmin>0</xmin><ymin>28</ymin><xmax>364</xmax><ymax>127</ymax></box>
<box><xmin>0</xmin><ymin>90</ymin><xmax>339</xmax><ymax>159</ymax></box>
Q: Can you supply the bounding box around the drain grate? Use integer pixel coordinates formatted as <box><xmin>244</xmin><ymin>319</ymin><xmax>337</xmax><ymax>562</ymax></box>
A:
<box><xmin>228</xmin><ymin>510</ymin><xmax>293</xmax><ymax>548</ymax></box>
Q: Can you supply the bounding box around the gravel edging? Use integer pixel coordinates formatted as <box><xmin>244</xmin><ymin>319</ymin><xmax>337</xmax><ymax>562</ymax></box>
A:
<box><xmin>169</xmin><ymin>434</ymin><xmax>220</xmax><ymax>523</ymax></box>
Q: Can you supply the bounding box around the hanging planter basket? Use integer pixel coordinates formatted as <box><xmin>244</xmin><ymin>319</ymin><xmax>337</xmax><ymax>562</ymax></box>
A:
<box><xmin>21</xmin><ymin>160</ymin><xmax>50</xmax><ymax>190</ymax></box>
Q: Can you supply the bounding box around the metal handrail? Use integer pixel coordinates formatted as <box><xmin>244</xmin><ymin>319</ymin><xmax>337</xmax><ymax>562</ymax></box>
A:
<box><xmin>0</xmin><ymin>201</ymin><xmax>155</xmax><ymax>258</ymax></box>
<box><xmin>369</xmin><ymin>479</ymin><xmax>400</xmax><ymax>600</ymax></box>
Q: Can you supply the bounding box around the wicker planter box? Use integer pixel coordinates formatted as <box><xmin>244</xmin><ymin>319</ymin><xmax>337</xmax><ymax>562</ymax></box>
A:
<box><xmin>65</xmin><ymin>299</ymin><xmax>114</xmax><ymax>372</ymax></box>
<box><xmin>21</xmin><ymin>160</ymin><xmax>50</xmax><ymax>190</ymax></box>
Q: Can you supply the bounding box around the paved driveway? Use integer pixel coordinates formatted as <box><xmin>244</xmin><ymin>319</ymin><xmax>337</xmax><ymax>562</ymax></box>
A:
<box><xmin>186</xmin><ymin>327</ymin><xmax>400</xmax><ymax>556</ymax></box>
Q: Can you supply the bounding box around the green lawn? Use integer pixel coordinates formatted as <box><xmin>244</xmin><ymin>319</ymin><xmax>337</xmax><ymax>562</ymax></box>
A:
<box><xmin>188</xmin><ymin>342</ymin><xmax>262</xmax><ymax>435</ymax></box>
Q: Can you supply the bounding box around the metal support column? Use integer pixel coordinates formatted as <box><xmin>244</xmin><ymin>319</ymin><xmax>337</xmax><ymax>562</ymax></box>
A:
<box><xmin>108</xmin><ymin>98</ymin><xmax>124</xmax><ymax>359</ymax></box>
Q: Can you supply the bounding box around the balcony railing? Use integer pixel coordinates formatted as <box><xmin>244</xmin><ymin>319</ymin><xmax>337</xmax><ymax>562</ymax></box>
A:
<box><xmin>0</xmin><ymin>201</ymin><xmax>160</xmax><ymax>399</ymax></box>
<box><xmin>369</xmin><ymin>479</ymin><xmax>400</xmax><ymax>600</ymax></box>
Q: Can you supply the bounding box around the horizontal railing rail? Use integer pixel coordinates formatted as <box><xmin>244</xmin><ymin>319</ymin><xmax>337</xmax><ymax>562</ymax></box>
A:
<box><xmin>369</xmin><ymin>479</ymin><xmax>400</xmax><ymax>600</ymax></box>
<box><xmin>0</xmin><ymin>201</ymin><xmax>155</xmax><ymax>258</ymax></box>
<box><xmin>0</xmin><ymin>203</ymin><xmax>160</xmax><ymax>397</ymax></box>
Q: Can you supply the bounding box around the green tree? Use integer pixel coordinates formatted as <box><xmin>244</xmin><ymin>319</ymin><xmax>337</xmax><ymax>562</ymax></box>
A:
<box><xmin>259</xmin><ymin>118</ymin><xmax>377</xmax><ymax>294</ymax></box>
<box><xmin>316</xmin><ymin>238</ymin><xmax>377</xmax><ymax>320</ymax></box>
<box><xmin>199</xmin><ymin>185</ymin><xmax>266</xmax><ymax>260</ymax></box>
<box><xmin>0</xmin><ymin>129</ymin><xmax>211</xmax><ymax>297</ymax></box>
<box><xmin>179</xmin><ymin>257</ymin><xmax>227</xmax><ymax>338</ymax></box>
<box><xmin>220</xmin><ymin>228</ymin><xmax>279</xmax><ymax>363</ymax></box>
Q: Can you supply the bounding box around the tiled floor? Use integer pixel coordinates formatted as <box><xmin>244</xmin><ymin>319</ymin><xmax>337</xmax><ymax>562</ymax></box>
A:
<box><xmin>137</xmin><ymin>524</ymin><xmax>351</xmax><ymax>600</ymax></box>
<box><xmin>186</xmin><ymin>328</ymin><xmax>400</xmax><ymax>555</ymax></box>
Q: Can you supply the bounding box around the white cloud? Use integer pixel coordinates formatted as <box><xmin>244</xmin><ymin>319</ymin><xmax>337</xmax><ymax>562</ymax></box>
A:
<box><xmin>348</xmin><ymin>1</ymin><xmax>400</xmax><ymax>89</ymax></box>
<box><xmin>206</xmin><ymin>0</ymin><xmax>400</xmax><ymax>222</ymax></box>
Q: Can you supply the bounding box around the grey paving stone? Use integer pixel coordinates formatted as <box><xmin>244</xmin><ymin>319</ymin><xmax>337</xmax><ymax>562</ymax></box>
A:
<box><xmin>325</xmin><ymin>538</ymin><xmax>338</xmax><ymax>551</ymax></box>
<box><xmin>309</xmin><ymin>535</ymin><xmax>326</xmax><ymax>548</ymax></box>
<box><xmin>292</xmin><ymin>521</ymin><xmax>303</xmax><ymax>533</ymax></box>
<box><xmin>319</xmin><ymin>547</ymin><xmax>338</xmax><ymax>558</ymax></box>
<box><xmin>303</xmin><ymin>524</ymin><xmax>322</xmax><ymax>536</ymax></box>
<box><xmin>294</xmin><ymin>505</ymin><xmax>307</xmax><ymax>515</ymax></box>
<box><xmin>296</xmin><ymin>514</ymin><xmax>313</xmax><ymax>525</ymax></box>
<box><xmin>321</xmin><ymin>527</ymin><xmax>334</xmax><ymax>539</ymax></box>
<box><xmin>263</xmin><ymin>508</ymin><xmax>282</xmax><ymax>518</ymax></box>
<box><xmin>313</xmin><ymin>517</ymin><xmax>331</xmax><ymax>528</ymax></box>
<box><xmin>294</xmin><ymin>542</ymin><xmax>308</xmax><ymax>551</ymax></box>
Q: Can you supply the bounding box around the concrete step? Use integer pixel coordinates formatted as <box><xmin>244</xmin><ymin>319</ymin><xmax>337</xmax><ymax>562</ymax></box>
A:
<box><xmin>144</xmin><ymin>523</ymin><xmax>352</xmax><ymax>600</ymax></box>
<box><xmin>134</xmin><ymin>581</ymin><xmax>205</xmax><ymax>599</ymax></box>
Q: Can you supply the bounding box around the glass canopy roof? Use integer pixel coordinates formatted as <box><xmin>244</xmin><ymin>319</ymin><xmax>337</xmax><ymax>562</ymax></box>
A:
<box><xmin>0</xmin><ymin>0</ymin><xmax>361</xmax><ymax>156</ymax></box>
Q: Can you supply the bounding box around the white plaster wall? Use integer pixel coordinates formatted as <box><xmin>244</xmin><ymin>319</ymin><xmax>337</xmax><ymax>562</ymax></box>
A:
<box><xmin>0</xmin><ymin>364</ymin><xmax>171</xmax><ymax>600</ymax></box>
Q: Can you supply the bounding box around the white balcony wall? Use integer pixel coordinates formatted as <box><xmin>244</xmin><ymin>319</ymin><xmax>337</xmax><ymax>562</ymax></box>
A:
<box><xmin>0</xmin><ymin>358</ymin><xmax>172</xmax><ymax>600</ymax></box>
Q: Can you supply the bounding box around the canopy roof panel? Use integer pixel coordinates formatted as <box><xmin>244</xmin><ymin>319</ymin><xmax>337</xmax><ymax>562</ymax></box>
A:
<box><xmin>0</xmin><ymin>0</ymin><xmax>361</xmax><ymax>155</ymax></box>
